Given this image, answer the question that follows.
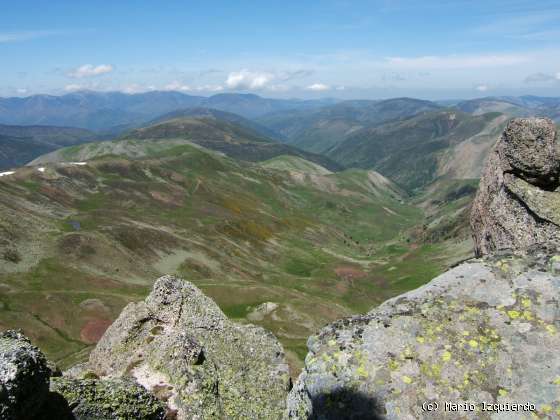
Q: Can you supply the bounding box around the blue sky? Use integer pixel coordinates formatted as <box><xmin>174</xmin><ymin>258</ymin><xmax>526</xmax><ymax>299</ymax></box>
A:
<box><xmin>2</xmin><ymin>0</ymin><xmax>560</xmax><ymax>99</ymax></box>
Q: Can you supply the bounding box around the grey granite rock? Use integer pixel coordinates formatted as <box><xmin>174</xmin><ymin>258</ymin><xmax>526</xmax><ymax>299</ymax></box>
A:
<box><xmin>0</xmin><ymin>330</ymin><xmax>51</xmax><ymax>420</ymax></box>
<box><xmin>287</xmin><ymin>247</ymin><xmax>560</xmax><ymax>419</ymax></box>
<box><xmin>471</xmin><ymin>117</ymin><xmax>560</xmax><ymax>256</ymax></box>
<box><xmin>87</xmin><ymin>275</ymin><xmax>290</xmax><ymax>419</ymax></box>
<box><xmin>48</xmin><ymin>377</ymin><xmax>166</xmax><ymax>420</ymax></box>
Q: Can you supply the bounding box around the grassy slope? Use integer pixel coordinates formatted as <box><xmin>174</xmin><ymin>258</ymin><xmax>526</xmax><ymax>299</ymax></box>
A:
<box><xmin>1</xmin><ymin>145</ymin><xmax>472</xmax><ymax>375</ymax></box>
<box><xmin>328</xmin><ymin>110</ymin><xmax>504</xmax><ymax>191</ymax></box>
<box><xmin>256</xmin><ymin>98</ymin><xmax>441</xmax><ymax>154</ymax></box>
<box><xmin>260</xmin><ymin>155</ymin><xmax>333</xmax><ymax>175</ymax></box>
<box><xmin>120</xmin><ymin>116</ymin><xmax>344</xmax><ymax>171</ymax></box>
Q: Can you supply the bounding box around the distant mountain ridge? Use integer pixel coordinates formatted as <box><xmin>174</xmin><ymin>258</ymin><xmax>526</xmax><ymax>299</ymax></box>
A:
<box><xmin>454</xmin><ymin>95</ymin><xmax>560</xmax><ymax>121</ymax></box>
<box><xmin>1</xmin><ymin>91</ymin><xmax>557</xmax><ymax>139</ymax></box>
<box><xmin>148</xmin><ymin>107</ymin><xmax>282</xmax><ymax>140</ymax></box>
<box><xmin>0</xmin><ymin>124</ymin><xmax>95</xmax><ymax>147</ymax></box>
<box><xmin>2</xmin><ymin>92</ymin><xmax>558</xmax><ymax>180</ymax></box>
<box><xmin>0</xmin><ymin>91</ymin><xmax>339</xmax><ymax>131</ymax></box>
<box><xmin>326</xmin><ymin>109</ymin><xmax>507</xmax><ymax>190</ymax></box>
<box><xmin>0</xmin><ymin>124</ymin><xmax>95</xmax><ymax>170</ymax></box>
<box><xmin>254</xmin><ymin>96</ymin><xmax>559</xmax><ymax>191</ymax></box>
<box><xmin>123</xmin><ymin>113</ymin><xmax>342</xmax><ymax>170</ymax></box>
<box><xmin>256</xmin><ymin>97</ymin><xmax>442</xmax><ymax>154</ymax></box>
<box><xmin>34</xmin><ymin>114</ymin><xmax>343</xmax><ymax>171</ymax></box>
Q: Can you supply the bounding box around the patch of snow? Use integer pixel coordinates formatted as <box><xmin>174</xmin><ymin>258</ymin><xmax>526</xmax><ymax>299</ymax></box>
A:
<box><xmin>69</xmin><ymin>162</ymin><xmax>87</xmax><ymax>166</ymax></box>
<box><xmin>37</xmin><ymin>167</ymin><xmax>45</xmax><ymax>173</ymax></box>
<box><xmin>0</xmin><ymin>171</ymin><xmax>15</xmax><ymax>177</ymax></box>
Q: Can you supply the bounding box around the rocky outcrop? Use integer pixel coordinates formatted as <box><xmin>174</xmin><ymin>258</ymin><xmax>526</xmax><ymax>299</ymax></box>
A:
<box><xmin>0</xmin><ymin>330</ymin><xmax>166</xmax><ymax>420</ymax></box>
<box><xmin>0</xmin><ymin>330</ymin><xmax>51</xmax><ymax>419</ymax></box>
<box><xmin>471</xmin><ymin>118</ymin><xmax>560</xmax><ymax>256</ymax></box>
<box><xmin>0</xmin><ymin>276</ymin><xmax>289</xmax><ymax>419</ymax></box>
<box><xmin>87</xmin><ymin>275</ymin><xmax>290</xmax><ymax>419</ymax></box>
<box><xmin>48</xmin><ymin>377</ymin><xmax>166</xmax><ymax>420</ymax></box>
<box><xmin>287</xmin><ymin>246</ymin><xmax>560</xmax><ymax>419</ymax></box>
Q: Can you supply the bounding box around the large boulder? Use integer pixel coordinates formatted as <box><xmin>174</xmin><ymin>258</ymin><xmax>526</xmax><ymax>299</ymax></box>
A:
<box><xmin>87</xmin><ymin>275</ymin><xmax>290</xmax><ymax>419</ymax></box>
<box><xmin>287</xmin><ymin>246</ymin><xmax>560</xmax><ymax>419</ymax></box>
<box><xmin>471</xmin><ymin>118</ymin><xmax>560</xmax><ymax>256</ymax></box>
<box><xmin>0</xmin><ymin>330</ymin><xmax>51</xmax><ymax>419</ymax></box>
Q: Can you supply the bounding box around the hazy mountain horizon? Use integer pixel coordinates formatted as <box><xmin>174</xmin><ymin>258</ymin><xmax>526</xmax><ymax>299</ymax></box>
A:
<box><xmin>3</xmin><ymin>89</ymin><xmax>560</xmax><ymax>103</ymax></box>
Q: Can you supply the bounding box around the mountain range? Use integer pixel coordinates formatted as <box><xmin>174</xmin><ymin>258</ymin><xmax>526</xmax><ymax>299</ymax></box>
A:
<box><xmin>0</xmin><ymin>91</ymin><xmax>338</xmax><ymax>131</ymax></box>
<box><xmin>2</xmin><ymin>92</ymin><xmax>559</xmax><ymax>188</ymax></box>
<box><xmin>326</xmin><ymin>109</ymin><xmax>508</xmax><ymax>190</ymax></box>
<box><xmin>256</xmin><ymin>97</ymin><xmax>441</xmax><ymax>154</ymax></box>
<box><xmin>33</xmin><ymin>110</ymin><xmax>342</xmax><ymax>171</ymax></box>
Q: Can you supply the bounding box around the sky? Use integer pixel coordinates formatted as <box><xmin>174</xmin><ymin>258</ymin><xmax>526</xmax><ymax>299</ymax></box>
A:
<box><xmin>2</xmin><ymin>0</ymin><xmax>560</xmax><ymax>100</ymax></box>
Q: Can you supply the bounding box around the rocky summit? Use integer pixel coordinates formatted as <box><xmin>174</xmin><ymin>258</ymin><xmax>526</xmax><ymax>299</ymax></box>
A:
<box><xmin>471</xmin><ymin>117</ymin><xmax>560</xmax><ymax>256</ymax></box>
<box><xmin>86</xmin><ymin>275</ymin><xmax>290</xmax><ymax>419</ymax></box>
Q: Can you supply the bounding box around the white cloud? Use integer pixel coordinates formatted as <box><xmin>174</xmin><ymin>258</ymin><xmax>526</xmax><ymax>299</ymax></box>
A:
<box><xmin>226</xmin><ymin>70</ymin><xmax>275</xmax><ymax>90</ymax></box>
<box><xmin>475</xmin><ymin>84</ymin><xmax>489</xmax><ymax>92</ymax></box>
<box><xmin>267</xmin><ymin>84</ymin><xmax>291</xmax><ymax>92</ymax></box>
<box><xmin>164</xmin><ymin>81</ymin><xmax>192</xmax><ymax>92</ymax></box>
<box><xmin>64</xmin><ymin>84</ymin><xmax>84</xmax><ymax>92</ymax></box>
<box><xmin>196</xmin><ymin>84</ymin><xmax>224</xmax><ymax>92</ymax></box>
<box><xmin>225</xmin><ymin>69</ymin><xmax>312</xmax><ymax>90</ymax></box>
<box><xmin>16</xmin><ymin>88</ymin><xmax>28</xmax><ymax>94</ymax></box>
<box><xmin>335</xmin><ymin>86</ymin><xmax>346</xmax><ymax>91</ymax></box>
<box><xmin>122</xmin><ymin>84</ymin><xmax>157</xmax><ymax>94</ymax></box>
<box><xmin>161</xmin><ymin>82</ymin><xmax>223</xmax><ymax>93</ymax></box>
<box><xmin>68</xmin><ymin>64</ymin><xmax>114</xmax><ymax>78</ymax></box>
<box><xmin>385</xmin><ymin>54</ymin><xmax>529</xmax><ymax>70</ymax></box>
<box><xmin>306</xmin><ymin>83</ymin><xmax>331</xmax><ymax>91</ymax></box>
<box><xmin>556</xmin><ymin>72</ymin><xmax>560</xmax><ymax>80</ymax></box>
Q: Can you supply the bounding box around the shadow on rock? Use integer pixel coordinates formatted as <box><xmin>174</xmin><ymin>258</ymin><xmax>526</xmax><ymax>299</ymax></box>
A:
<box><xmin>310</xmin><ymin>388</ymin><xmax>386</xmax><ymax>420</ymax></box>
<box><xmin>35</xmin><ymin>392</ymin><xmax>74</xmax><ymax>420</ymax></box>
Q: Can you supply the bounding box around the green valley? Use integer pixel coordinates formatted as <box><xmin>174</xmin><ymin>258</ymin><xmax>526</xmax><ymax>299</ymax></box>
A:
<box><xmin>0</xmin><ymin>139</ymin><xmax>470</xmax><ymax>375</ymax></box>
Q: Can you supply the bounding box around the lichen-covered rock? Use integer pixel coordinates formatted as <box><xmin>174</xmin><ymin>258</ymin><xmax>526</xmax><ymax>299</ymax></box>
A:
<box><xmin>0</xmin><ymin>330</ymin><xmax>51</xmax><ymax>419</ymax></box>
<box><xmin>49</xmin><ymin>377</ymin><xmax>166</xmax><ymax>420</ymax></box>
<box><xmin>287</xmin><ymin>247</ymin><xmax>560</xmax><ymax>419</ymax></box>
<box><xmin>63</xmin><ymin>362</ymin><xmax>95</xmax><ymax>380</ymax></box>
<box><xmin>471</xmin><ymin>118</ymin><xmax>560</xmax><ymax>256</ymax></box>
<box><xmin>88</xmin><ymin>275</ymin><xmax>290</xmax><ymax>419</ymax></box>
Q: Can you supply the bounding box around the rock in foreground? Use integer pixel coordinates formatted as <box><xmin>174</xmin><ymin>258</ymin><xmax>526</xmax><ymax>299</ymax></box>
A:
<box><xmin>471</xmin><ymin>117</ymin><xmax>560</xmax><ymax>256</ymax></box>
<box><xmin>0</xmin><ymin>330</ymin><xmax>51</xmax><ymax>419</ymax></box>
<box><xmin>287</xmin><ymin>247</ymin><xmax>560</xmax><ymax>419</ymax></box>
<box><xmin>88</xmin><ymin>275</ymin><xmax>290</xmax><ymax>419</ymax></box>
